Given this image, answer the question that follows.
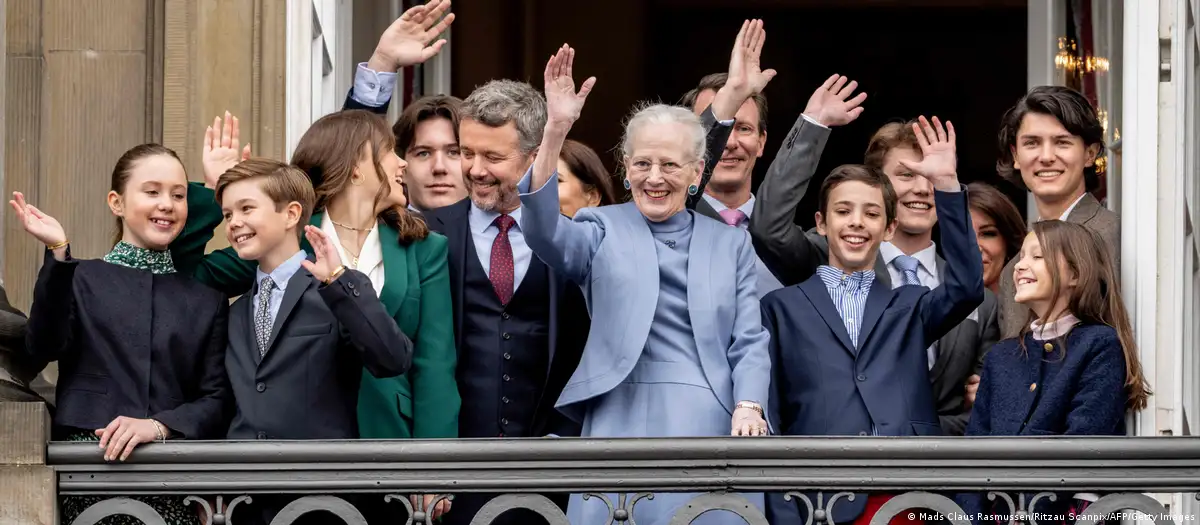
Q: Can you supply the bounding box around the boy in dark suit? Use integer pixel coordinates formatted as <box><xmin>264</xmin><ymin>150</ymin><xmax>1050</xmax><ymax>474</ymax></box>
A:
<box><xmin>761</xmin><ymin>117</ymin><xmax>984</xmax><ymax>525</ymax></box>
<box><xmin>215</xmin><ymin>158</ymin><xmax>414</xmax><ymax>522</ymax></box>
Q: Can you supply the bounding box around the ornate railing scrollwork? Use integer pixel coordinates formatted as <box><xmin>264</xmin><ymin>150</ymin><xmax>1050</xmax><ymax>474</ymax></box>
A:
<box><xmin>72</xmin><ymin>498</ymin><xmax>168</xmax><ymax>525</ymax></box>
<box><xmin>468</xmin><ymin>493</ymin><xmax>570</xmax><ymax>525</ymax></box>
<box><xmin>867</xmin><ymin>491</ymin><xmax>972</xmax><ymax>525</ymax></box>
<box><xmin>48</xmin><ymin>438</ymin><xmax>1200</xmax><ymax>525</ymax></box>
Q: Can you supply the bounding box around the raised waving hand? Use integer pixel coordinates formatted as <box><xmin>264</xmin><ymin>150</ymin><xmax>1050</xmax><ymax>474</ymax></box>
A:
<box><xmin>10</xmin><ymin>192</ymin><xmax>66</xmax><ymax>250</ymax></box>
<box><xmin>530</xmin><ymin>45</ymin><xmax>595</xmax><ymax>192</ymax></box>
<box><xmin>202</xmin><ymin>111</ymin><xmax>251</xmax><ymax>188</ymax></box>
<box><xmin>802</xmin><ymin>74</ymin><xmax>868</xmax><ymax>127</ymax></box>
<box><xmin>897</xmin><ymin>116</ymin><xmax>960</xmax><ymax>191</ymax></box>
<box><xmin>368</xmin><ymin>0</ymin><xmax>456</xmax><ymax>72</ymax></box>
<box><xmin>711</xmin><ymin>20</ymin><xmax>775</xmax><ymax>121</ymax></box>
<box><xmin>300</xmin><ymin>226</ymin><xmax>347</xmax><ymax>284</ymax></box>
<box><xmin>544</xmin><ymin>44</ymin><xmax>596</xmax><ymax>129</ymax></box>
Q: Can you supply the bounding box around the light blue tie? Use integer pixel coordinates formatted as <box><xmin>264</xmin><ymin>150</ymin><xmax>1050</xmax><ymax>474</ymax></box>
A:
<box><xmin>894</xmin><ymin>255</ymin><xmax>923</xmax><ymax>287</ymax></box>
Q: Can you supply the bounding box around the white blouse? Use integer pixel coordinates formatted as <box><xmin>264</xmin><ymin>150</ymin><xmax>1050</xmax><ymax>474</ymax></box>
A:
<box><xmin>321</xmin><ymin>214</ymin><xmax>385</xmax><ymax>298</ymax></box>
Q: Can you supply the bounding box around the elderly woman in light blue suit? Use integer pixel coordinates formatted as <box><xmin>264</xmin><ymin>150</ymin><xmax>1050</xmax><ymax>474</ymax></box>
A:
<box><xmin>518</xmin><ymin>36</ymin><xmax>773</xmax><ymax>525</ymax></box>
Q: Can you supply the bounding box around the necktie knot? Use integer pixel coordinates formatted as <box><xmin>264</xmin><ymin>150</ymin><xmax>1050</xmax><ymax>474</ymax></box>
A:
<box><xmin>259</xmin><ymin>276</ymin><xmax>276</xmax><ymax>294</ymax></box>
<box><xmin>893</xmin><ymin>255</ymin><xmax>923</xmax><ymax>287</ymax></box>
<box><xmin>718</xmin><ymin>209</ymin><xmax>747</xmax><ymax>227</ymax></box>
<box><xmin>494</xmin><ymin>214</ymin><xmax>516</xmax><ymax>233</ymax></box>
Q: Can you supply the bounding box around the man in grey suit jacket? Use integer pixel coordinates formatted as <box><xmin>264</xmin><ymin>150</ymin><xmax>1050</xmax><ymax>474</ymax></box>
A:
<box><xmin>750</xmin><ymin>76</ymin><xmax>999</xmax><ymax>435</ymax></box>
<box><xmin>682</xmin><ymin>73</ymin><xmax>784</xmax><ymax>297</ymax></box>
<box><xmin>993</xmin><ymin>86</ymin><xmax>1121</xmax><ymax>338</ymax></box>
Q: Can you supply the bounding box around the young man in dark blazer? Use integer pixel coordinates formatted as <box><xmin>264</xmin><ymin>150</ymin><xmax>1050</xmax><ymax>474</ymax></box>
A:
<box><xmin>761</xmin><ymin>117</ymin><xmax>984</xmax><ymax>525</ymax></box>
<box><xmin>215</xmin><ymin>159</ymin><xmax>413</xmax><ymax>524</ymax></box>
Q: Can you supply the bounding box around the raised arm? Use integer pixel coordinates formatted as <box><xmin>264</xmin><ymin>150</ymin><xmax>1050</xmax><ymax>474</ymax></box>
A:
<box><xmin>9</xmin><ymin>192</ymin><xmax>76</xmax><ymax>361</ymax></box>
<box><xmin>303</xmin><ymin>226</ymin><xmax>413</xmax><ymax>378</ymax></box>
<box><xmin>905</xmin><ymin>117</ymin><xmax>985</xmax><ymax>341</ymax></box>
<box><xmin>343</xmin><ymin>0</ymin><xmax>455</xmax><ymax>112</ymax></box>
<box><xmin>518</xmin><ymin>45</ymin><xmax>605</xmax><ymax>284</ymax></box>
<box><xmin>690</xmin><ymin>20</ymin><xmax>775</xmax><ymax>208</ymax></box>
<box><xmin>170</xmin><ymin>114</ymin><xmax>258</xmax><ymax>297</ymax></box>
<box><xmin>750</xmin><ymin>75</ymin><xmax>866</xmax><ymax>286</ymax></box>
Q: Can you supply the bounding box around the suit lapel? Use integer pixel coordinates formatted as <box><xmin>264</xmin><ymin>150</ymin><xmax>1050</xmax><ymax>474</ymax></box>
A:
<box><xmin>377</xmin><ymin>221</ymin><xmax>408</xmax><ymax>319</ymax></box>
<box><xmin>265</xmin><ymin>267</ymin><xmax>315</xmax><ymax>354</ymax></box>
<box><xmin>854</xmin><ymin>280</ymin><xmax>893</xmax><ymax>352</ymax></box>
<box><xmin>436</xmin><ymin>200</ymin><xmax>471</xmax><ymax>352</ymax></box>
<box><xmin>1066</xmin><ymin>193</ymin><xmax>1102</xmax><ymax>224</ymax></box>
<box><xmin>798</xmin><ymin>278</ymin><xmax>856</xmax><ymax>356</ymax></box>
<box><xmin>231</xmin><ymin>296</ymin><xmax>261</xmax><ymax>366</ymax></box>
<box><xmin>873</xmin><ymin>255</ymin><xmax>892</xmax><ymax>288</ymax></box>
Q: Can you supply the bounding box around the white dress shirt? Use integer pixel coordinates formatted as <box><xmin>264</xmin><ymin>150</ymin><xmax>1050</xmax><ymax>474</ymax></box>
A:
<box><xmin>468</xmin><ymin>203</ymin><xmax>533</xmax><ymax>292</ymax></box>
<box><xmin>350</xmin><ymin>63</ymin><xmax>398</xmax><ymax>108</ymax></box>
<box><xmin>323</xmin><ymin>214</ymin><xmax>385</xmax><ymax>298</ymax></box>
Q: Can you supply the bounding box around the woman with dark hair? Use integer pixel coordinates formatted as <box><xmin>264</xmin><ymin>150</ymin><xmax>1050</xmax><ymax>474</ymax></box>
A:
<box><xmin>966</xmin><ymin>182</ymin><xmax>1026</xmax><ymax>292</ymax></box>
<box><xmin>11</xmin><ymin>144</ymin><xmax>231</xmax><ymax>524</ymax></box>
<box><xmin>556</xmin><ymin>139</ymin><xmax>619</xmax><ymax>217</ymax></box>
<box><xmin>171</xmin><ymin>111</ymin><xmax>458</xmax><ymax>518</ymax></box>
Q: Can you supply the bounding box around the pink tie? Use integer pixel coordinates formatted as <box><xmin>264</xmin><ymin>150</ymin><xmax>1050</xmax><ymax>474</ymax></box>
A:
<box><xmin>719</xmin><ymin>209</ymin><xmax>747</xmax><ymax>227</ymax></box>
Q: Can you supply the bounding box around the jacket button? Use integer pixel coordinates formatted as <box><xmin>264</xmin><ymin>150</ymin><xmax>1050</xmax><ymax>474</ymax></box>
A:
<box><xmin>256</xmin><ymin>382</ymin><xmax>266</xmax><ymax>392</ymax></box>
<box><xmin>347</xmin><ymin>282</ymin><xmax>355</xmax><ymax>289</ymax></box>
<box><xmin>502</xmin><ymin>396</ymin><xmax>510</xmax><ymax>404</ymax></box>
<box><xmin>858</xmin><ymin>431</ymin><xmax>868</xmax><ymax>436</ymax></box>
<box><xmin>256</xmin><ymin>431</ymin><xmax>267</xmax><ymax>439</ymax></box>
<box><xmin>502</xmin><ymin>333</ymin><xmax>511</xmax><ymax>340</ymax></box>
<box><xmin>503</xmin><ymin>374</ymin><xmax>510</xmax><ymax>381</ymax></box>
<box><xmin>501</xmin><ymin>312</ymin><xmax>510</xmax><ymax>320</ymax></box>
<box><xmin>1043</xmin><ymin>342</ymin><xmax>1054</xmax><ymax>352</ymax></box>
<box><xmin>352</xmin><ymin>290</ymin><xmax>360</xmax><ymax>297</ymax></box>
<box><xmin>856</xmin><ymin>374</ymin><xmax>867</xmax><ymax>382</ymax></box>
<box><xmin>500</xmin><ymin>418</ymin><xmax>509</xmax><ymax>426</ymax></box>
<box><xmin>503</xmin><ymin>353</ymin><xmax>511</xmax><ymax>360</ymax></box>
<box><xmin>1029</xmin><ymin>383</ymin><xmax>1038</xmax><ymax>392</ymax></box>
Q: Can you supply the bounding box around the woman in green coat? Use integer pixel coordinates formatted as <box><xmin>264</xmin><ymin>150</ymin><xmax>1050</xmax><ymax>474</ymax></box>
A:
<box><xmin>171</xmin><ymin>111</ymin><xmax>460</xmax><ymax>445</ymax></box>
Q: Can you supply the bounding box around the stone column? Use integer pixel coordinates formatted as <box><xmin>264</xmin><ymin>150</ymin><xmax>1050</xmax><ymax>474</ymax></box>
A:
<box><xmin>0</xmin><ymin>403</ymin><xmax>54</xmax><ymax>524</ymax></box>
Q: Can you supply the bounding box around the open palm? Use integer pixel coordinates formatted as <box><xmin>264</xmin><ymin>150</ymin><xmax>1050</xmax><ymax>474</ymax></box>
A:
<box><xmin>300</xmin><ymin>226</ymin><xmax>345</xmax><ymax>283</ymax></box>
<box><xmin>202</xmin><ymin>112</ymin><xmax>251</xmax><ymax>188</ymax></box>
<box><xmin>9</xmin><ymin>192</ymin><xmax>66</xmax><ymax>246</ymax></box>
<box><xmin>727</xmin><ymin>20</ymin><xmax>776</xmax><ymax>95</ymax></box>
<box><xmin>803</xmin><ymin>74</ymin><xmax>867</xmax><ymax>127</ymax></box>
<box><xmin>897</xmin><ymin>116</ymin><xmax>958</xmax><ymax>188</ymax></box>
<box><xmin>375</xmin><ymin>0</ymin><xmax>455</xmax><ymax>68</ymax></box>
<box><xmin>544</xmin><ymin>45</ymin><xmax>596</xmax><ymax>128</ymax></box>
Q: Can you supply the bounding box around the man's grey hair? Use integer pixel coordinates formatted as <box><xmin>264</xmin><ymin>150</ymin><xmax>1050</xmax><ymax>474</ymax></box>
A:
<box><xmin>621</xmin><ymin>103</ymin><xmax>706</xmax><ymax>162</ymax></box>
<box><xmin>461</xmin><ymin>80</ymin><xmax>547</xmax><ymax>155</ymax></box>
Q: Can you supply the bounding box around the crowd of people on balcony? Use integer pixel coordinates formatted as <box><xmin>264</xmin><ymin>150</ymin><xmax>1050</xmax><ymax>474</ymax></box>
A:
<box><xmin>0</xmin><ymin>1</ymin><xmax>1152</xmax><ymax>524</ymax></box>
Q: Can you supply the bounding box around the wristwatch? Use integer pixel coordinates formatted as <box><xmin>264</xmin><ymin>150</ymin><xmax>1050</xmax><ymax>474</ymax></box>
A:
<box><xmin>736</xmin><ymin>401</ymin><xmax>764</xmax><ymax>418</ymax></box>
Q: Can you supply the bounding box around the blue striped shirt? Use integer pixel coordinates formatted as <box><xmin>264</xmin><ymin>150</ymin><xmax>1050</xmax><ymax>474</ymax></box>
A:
<box><xmin>816</xmin><ymin>265</ymin><xmax>875</xmax><ymax>349</ymax></box>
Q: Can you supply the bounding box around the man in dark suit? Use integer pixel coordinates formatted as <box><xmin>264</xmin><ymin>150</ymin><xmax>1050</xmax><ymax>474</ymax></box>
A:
<box><xmin>681</xmin><ymin>73</ymin><xmax>784</xmax><ymax>297</ymax></box>
<box><xmin>216</xmin><ymin>159</ymin><xmax>413</xmax><ymax>525</ymax></box>
<box><xmin>761</xmin><ymin>115</ymin><xmax>984</xmax><ymax>524</ymax></box>
<box><xmin>750</xmin><ymin>77</ymin><xmax>998</xmax><ymax>435</ymax></box>
<box><xmin>993</xmin><ymin>85</ymin><xmax>1120</xmax><ymax>338</ymax></box>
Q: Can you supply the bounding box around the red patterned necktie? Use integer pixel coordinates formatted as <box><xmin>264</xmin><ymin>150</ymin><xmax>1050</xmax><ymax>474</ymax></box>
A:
<box><xmin>489</xmin><ymin>215</ymin><xmax>516</xmax><ymax>304</ymax></box>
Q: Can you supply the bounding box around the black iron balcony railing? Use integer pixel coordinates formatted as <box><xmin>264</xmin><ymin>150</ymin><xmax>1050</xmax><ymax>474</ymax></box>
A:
<box><xmin>49</xmin><ymin>437</ymin><xmax>1200</xmax><ymax>525</ymax></box>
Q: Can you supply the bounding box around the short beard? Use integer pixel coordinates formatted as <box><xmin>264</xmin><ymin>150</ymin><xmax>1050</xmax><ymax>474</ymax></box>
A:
<box><xmin>468</xmin><ymin>181</ymin><xmax>521</xmax><ymax>213</ymax></box>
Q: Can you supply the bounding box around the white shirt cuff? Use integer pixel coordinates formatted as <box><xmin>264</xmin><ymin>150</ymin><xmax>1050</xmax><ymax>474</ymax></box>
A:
<box><xmin>351</xmin><ymin>63</ymin><xmax>398</xmax><ymax>108</ymax></box>
<box><xmin>801</xmin><ymin>113</ymin><xmax>829</xmax><ymax>129</ymax></box>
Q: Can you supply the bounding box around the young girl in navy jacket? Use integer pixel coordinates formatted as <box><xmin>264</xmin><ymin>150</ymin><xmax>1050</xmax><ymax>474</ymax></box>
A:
<box><xmin>961</xmin><ymin>219</ymin><xmax>1150</xmax><ymax>523</ymax></box>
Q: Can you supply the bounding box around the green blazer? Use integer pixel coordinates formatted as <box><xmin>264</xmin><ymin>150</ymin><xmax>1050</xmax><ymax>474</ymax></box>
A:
<box><xmin>171</xmin><ymin>183</ymin><xmax>460</xmax><ymax>439</ymax></box>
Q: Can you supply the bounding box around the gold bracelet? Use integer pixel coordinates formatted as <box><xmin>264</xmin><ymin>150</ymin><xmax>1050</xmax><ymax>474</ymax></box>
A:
<box><xmin>150</xmin><ymin>420</ymin><xmax>167</xmax><ymax>442</ymax></box>
<box><xmin>326</xmin><ymin>265</ymin><xmax>346</xmax><ymax>285</ymax></box>
<box><xmin>736</xmin><ymin>401</ymin><xmax>764</xmax><ymax>418</ymax></box>
<box><xmin>46</xmin><ymin>240</ymin><xmax>68</xmax><ymax>251</ymax></box>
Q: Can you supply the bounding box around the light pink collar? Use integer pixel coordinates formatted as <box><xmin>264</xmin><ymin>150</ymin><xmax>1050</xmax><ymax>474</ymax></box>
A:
<box><xmin>1030</xmin><ymin>313</ymin><xmax>1081</xmax><ymax>340</ymax></box>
